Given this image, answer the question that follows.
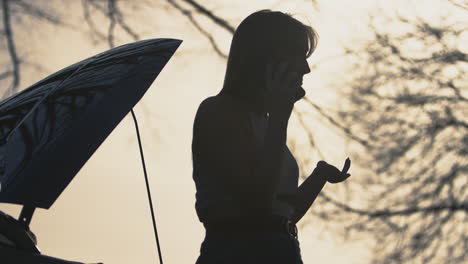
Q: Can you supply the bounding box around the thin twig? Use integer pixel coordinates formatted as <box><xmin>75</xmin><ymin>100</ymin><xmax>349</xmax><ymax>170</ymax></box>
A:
<box><xmin>167</xmin><ymin>0</ymin><xmax>228</xmax><ymax>58</ymax></box>
<box><xmin>321</xmin><ymin>192</ymin><xmax>467</xmax><ymax>217</ymax></box>
<box><xmin>302</xmin><ymin>97</ymin><xmax>369</xmax><ymax>147</ymax></box>
<box><xmin>448</xmin><ymin>0</ymin><xmax>468</xmax><ymax>11</ymax></box>
<box><xmin>2</xmin><ymin>0</ymin><xmax>20</xmax><ymax>96</ymax></box>
<box><xmin>180</xmin><ymin>0</ymin><xmax>235</xmax><ymax>34</ymax></box>
<box><xmin>114</xmin><ymin>5</ymin><xmax>139</xmax><ymax>40</ymax></box>
<box><xmin>82</xmin><ymin>0</ymin><xmax>107</xmax><ymax>42</ymax></box>
<box><xmin>107</xmin><ymin>0</ymin><xmax>116</xmax><ymax>48</ymax></box>
<box><xmin>0</xmin><ymin>71</ymin><xmax>12</xmax><ymax>80</ymax></box>
<box><xmin>14</xmin><ymin>0</ymin><xmax>63</xmax><ymax>25</ymax></box>
<box><xmin>294</xmin><ymin>108</ymin><xmax>326</xmax><ymax>160</ymax></box>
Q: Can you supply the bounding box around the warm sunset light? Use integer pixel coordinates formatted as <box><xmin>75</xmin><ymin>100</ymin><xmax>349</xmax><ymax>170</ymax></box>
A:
<box><xmin>1</xmin><ymin>0</ymin><xmax>466</xmax><ymax>263</ymax></box>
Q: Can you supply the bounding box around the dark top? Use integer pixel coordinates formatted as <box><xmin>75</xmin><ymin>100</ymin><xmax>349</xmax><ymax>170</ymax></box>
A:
<box><xmin>191</xmin><ymin>93</ymin><xmax>299</xmax><ymax>223</ymax></box>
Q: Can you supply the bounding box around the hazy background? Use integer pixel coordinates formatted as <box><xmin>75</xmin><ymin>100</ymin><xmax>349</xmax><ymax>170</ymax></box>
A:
<box><xmin>1</xmin><ymin>0</ymin><xmax>466</xmax><ymax>263</ymax></box>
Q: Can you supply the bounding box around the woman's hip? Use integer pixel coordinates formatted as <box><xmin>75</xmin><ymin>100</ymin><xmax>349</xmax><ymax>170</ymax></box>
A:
<box><xmin>195</xmin><ymin>231</ymin><xmax>303</xmax><ymax>264</ymax></box>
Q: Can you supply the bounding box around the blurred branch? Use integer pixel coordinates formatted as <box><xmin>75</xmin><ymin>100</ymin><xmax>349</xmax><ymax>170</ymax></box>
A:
<box><xmin>113</xmin><ymin>3</ymin><xmax>138</xmax><ymax>40</ymax></box>
<box><xmin>302</xmin><ymin>97</ymin><xmax>369</xmax><ymax>147</ymax></box>
<box><xmin>107</xmin><ymin>0</ymin><xmax>116</xmax><ymax>47</ymax></box>
<box><xmin>294</xmin><ymin>108</ymin><xmax>326</xmax><ymax>160</ymax></box>
<box><xmin>82</xmin><ymin>0</ymin><xmax>139</xmax><ymax>47</ymax></box>
<box><xmin>13</xmin><ymin>0</ymin><xmax>63</xmax><ymax>25</ymax></box>
<box><xmin>448</xmin><ymin>0</ymin><xmax>468</xmax><ymax>11</ymax></box>
<box><xmin>310</xmin><ymin>0</ymin><xmax>319</xmax><ymax>10</ymax></box>
<box><xmin>2</xmin><ymin>0</ymin><xmax>20</xmax><ymax>96</ymax></box>
<box><xmin>322</xmin><ymin>192</ymin><xmax>467</xmax><ymax>217</ymax></box>
<box><xmin>82</xmin><ymin>0</ymin><xmax>106</xmax><ymax>42</ymax></box>
<box><xmin>166</xmin><ymin>0</ymin><xmax>228</xmax><ymax>58</ymax></box>
<box><xmin>181</xmin><ymin>0</ymin><xmax>235</xmax><ymax>34</ymax></box>
<box><xmin>0</xmin><ymin>71</ymin><xmax>12</xmax><ymax>80</ymax></box>
<box><xmin>307</xmin><ymin>4</ymin><xmax>468</xmax><ymax>263</ymax></box>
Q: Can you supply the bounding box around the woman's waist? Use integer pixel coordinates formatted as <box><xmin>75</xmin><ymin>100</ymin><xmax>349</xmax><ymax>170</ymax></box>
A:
<box><xmin>196</xmin><ymin>199</ymin><xmax>293</xmax><ymax>222</ymax></box>
<box><xmin>202</xmin><ymin>213</ymin><xmax>298</xmax><ymax>239</ymax></box>
<box><xmin>203</xmin><ymin>214</ymin><xmax>288</xmax><ymax>227</ymax></box>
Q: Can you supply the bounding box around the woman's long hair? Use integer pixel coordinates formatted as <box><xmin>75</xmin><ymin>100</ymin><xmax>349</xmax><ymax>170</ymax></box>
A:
<box><xmin>218</xmin><ymin>9</ymin><xmax>319</xmax><ymax>113</ymax></box>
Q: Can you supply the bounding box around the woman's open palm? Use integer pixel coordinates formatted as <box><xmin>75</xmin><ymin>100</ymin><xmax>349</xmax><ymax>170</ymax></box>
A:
<box><xmin>318</xmin><ymin>158</ymin><xmax>351</xmax><ymax>183</ymax></box>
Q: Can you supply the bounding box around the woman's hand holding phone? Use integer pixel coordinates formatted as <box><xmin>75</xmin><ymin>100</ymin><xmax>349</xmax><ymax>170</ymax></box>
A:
<box><xmin>264</xmin><ymin>61</ymin><xmax>302</xmax><ymax>119</ymax></box>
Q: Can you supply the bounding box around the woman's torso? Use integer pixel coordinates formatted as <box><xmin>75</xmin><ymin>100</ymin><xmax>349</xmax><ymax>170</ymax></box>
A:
<box><xmin>248</xmin><ymin>110</ymin><xmax>299</xmax><ymax>218</ymax></box>
<box><xmin>193</xmin><ymin>94</ymin><xmax>299</xmax><ymax>222</ymax></box>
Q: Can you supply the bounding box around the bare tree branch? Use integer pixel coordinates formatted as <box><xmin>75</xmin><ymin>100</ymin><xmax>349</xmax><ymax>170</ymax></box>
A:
<box><xmin>321</xmin><ymin>192</ymin><xmax>467</xmax><ymax>218</ymax></box>
<box><xmin>13</xmin><ymin>0</ymin><xmax>63</xmax><ymax>25</ymax></box>
<box><xmin>113</xmin><ymin>4</ymin><xmax>139</xmax><ymax>41</ymax></box>
<box><xmin>294</xmin><ymin>108</ymin><xmax>326</xmax><ymax>160</ymax></box>
<box><xmin>2</xmin><ymin>0</ymin><xmax>20</xmax><ymax>97</ymax></box>
<box><xmin>315</xmin><ymin>4</ymin><xmax>468</xmax><ymax>263</ymax></box>
<box><xmin>82</xmin><ymin>0</ymin><xmax>107</xmax><ymax>42</ymax></box>
<box><xmin>448</xmin><ymin>0</ymin><xmax>468</xmax><ymax>11</ymax></box>
<box><xmin>0</xmin><ymin>71</ymin><xmax>12</xmax><ymax>80</ymax></box>
<box><xmin>82</xmin><ymin>0</ymin><xmax>139</xmax><ymax>47</ymax></box>
<box><xmin>107</xmin><ymin>0</ymin><xmax>116</xmax><ymax>48</ymax></box>
<box><xmin>166</xmin><ymin>0</ymin><xmax>228</xmax><ymax>58</ymax></box>
<box><xmin>302</xmin><ymin>96</ymin><xmax>370</xmax><ymax>146</ymax></box>
<box><xmin>181</xmin><ymin>0</ymin><xmax>235</xmax><ymax>34</ymax></box>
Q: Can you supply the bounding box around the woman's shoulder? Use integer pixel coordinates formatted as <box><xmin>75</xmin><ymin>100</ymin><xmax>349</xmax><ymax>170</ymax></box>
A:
<box><xmin>193</xmin><ymin>94</ymin><xmax>253</xmax><ymax>138</ymax></box>
<box><xmin>197</xmin><ymin>94</ymin><xmax>249</xmax><ymax>117</ymax></box>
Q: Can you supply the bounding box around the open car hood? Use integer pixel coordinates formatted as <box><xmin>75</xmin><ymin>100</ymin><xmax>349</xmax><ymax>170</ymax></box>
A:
<box><xmin>0</xmin><ymin>38</ymin><xmax>182</xmax><ymax>209</ymax></box>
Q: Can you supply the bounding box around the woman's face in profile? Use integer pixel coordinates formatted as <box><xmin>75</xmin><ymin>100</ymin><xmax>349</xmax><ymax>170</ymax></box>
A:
<box><xmin>275</xmin><ymin>55</ymin><xmax>310</xmax><ymax>84</ymax></box>
<box><xmin>268</xmin><ymin>55</ymin><xmax>310</xmax><ymax>101</ymax></box>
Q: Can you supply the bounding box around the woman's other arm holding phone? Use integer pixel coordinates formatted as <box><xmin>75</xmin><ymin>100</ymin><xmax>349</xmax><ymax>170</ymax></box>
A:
<box><xmin>249</xmin><ymin>60</ymin><xmax>302</xmax><ymax>208</ymax></box>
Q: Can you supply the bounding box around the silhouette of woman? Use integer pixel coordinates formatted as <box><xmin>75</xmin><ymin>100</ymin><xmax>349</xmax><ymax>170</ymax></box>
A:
<box><xmin>192</xmin><ymin>9</ymin><xmax>352</xmax><ymax>264</ymax></box>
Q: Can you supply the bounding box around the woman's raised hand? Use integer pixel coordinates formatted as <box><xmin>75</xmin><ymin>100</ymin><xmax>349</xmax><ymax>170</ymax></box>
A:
<box><xmin>264</xmin><ymin>61</ymin><xmax>301</xmax><ymax>117</ymax></box>
<box><xmin>317</xmin><ymin>158</ymin><xmax>352</xmax><ymax>184</ymax></box>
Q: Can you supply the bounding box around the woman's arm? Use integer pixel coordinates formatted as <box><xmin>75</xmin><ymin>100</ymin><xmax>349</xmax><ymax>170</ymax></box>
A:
<box><xmin>278</xmin><ymin>159</ymin><xmax>352</xmax><ymax>224</ymax></box>
<box><xmin>287</xmin><ymin>164</ymin><xmax>326</xmax><ymax>224</ymax></box>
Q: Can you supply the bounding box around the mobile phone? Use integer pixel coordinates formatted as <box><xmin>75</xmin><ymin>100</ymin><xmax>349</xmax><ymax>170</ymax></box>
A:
<box><xmin>244</xmin><ymin>55</ymin><xmax>306</xmax><ymax>101</ymax></box>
